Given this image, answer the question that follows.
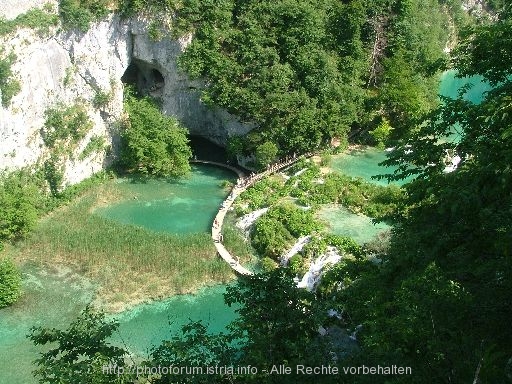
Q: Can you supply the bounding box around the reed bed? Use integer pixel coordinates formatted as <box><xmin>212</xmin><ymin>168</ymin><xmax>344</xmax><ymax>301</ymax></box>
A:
<box><xmin>6</xmin><ymin>181</ymin><xmax>234</xmax><ymax>312</ymax></box>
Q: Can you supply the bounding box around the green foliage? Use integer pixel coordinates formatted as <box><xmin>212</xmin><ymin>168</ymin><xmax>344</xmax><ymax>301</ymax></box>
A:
<box><xmin>251</xmin><ymin>203</ymin><xmax>321</xmax><ymax>260</ymax></box>
<box><xmin>43</xmin><ymin>157</ymin><xmax>65</xmax><ymax>196</ymax></box>
<box><xmin>92</xmin><ymin>88</ymin><xmax>112</xmax><ymax>109</ymax></box>
<box><xmin>29</xmin><ymin>305</ymin><xmax>133</xmax><ymax>383</ymax></box>
<box><xmin>254</xmin><ymin>141</ymin><xmax>278</xmax><ymax>170</ymax></box>
<box><xmin>0</xmin><ymin>6</ymin><xmax>59</xmax><ymax>36</ymax></box>
<box><xmin>238</xmin><ymin>176</ymin><xmax>288</xmax><ymax>210</ymax></box>
<box><xmin>79</xmin><ymin>135</ymin><xmax>106</xmax><ymax>160</ymax></box>
<box><xmin>0</xmin><ymin>257</ymin><xmax>22</xmax><ymax>308</ymax></box>
<box><xmin>121</xmin><ymin>92</ymin><xmax>192</xmax><ymax>177</ymax></box>
<box><xmin>59</xmin><ymin>0</ymin><xmax>111</xmax><ymax>31</ymax></box>
<box><xmin>287</xmin><ymin>254</ymin><xmax>307</xmax><ymax>275</ymax></box>
<box><xmin>319</xmin><ymin>152</ymin><xmax>331</xmax><ymax>166</ymax></box>
<box><xmin>175</xmin><ymin>0</ymin><xmax>368</xmax><ymax>154</ymax></box>
<box><xmin>0</xmin><ymin>51</ymin><xmax>20</xmax><ymax>107</ymax></box>
<box><xmin>266</xmin><ymin>203</ymin><xmax>321</xmax><ymax>238</ymax></box>
<box><xmin>150</xmin><ymin>322</ymin><xmax>235</xmax><ymax>383</ymax></box>
<box><xmin>260</xmin><ymin>256</ymin><xmax>279</xmax><ymax>273</ymax></box>
<box><xmin>368</xmin><ymin>117</ymin><xmax>393</xmax><ymax>149</ymax></box>
<box><xmin>0</xmin><ymin>170</ymin><xmax>41</xmax><ymax>243</ymax></box>
<box><xmin>224</xmin><ymin>270</ymin><xmax>326</xmax><ymax>370</ymax></box>
<box><xmin>148</xmin><ymin>19</ymin><xmax>164</xmax><ymax>41</ymax></box>
<box><xmin>41</xmin><ymin>103</ymin><xmax>92</xmax><ymax>150</ymax></box>
<box><xmin>341</xmin><ymin>13</ymin><xmax>512</xmax><ymax>382</ymax></box>
<box><xmin>251</xmin><ymin>215</ymin><xmax>293</xmax><ymax>260</ymax></box>
<box><xmin>292</xmin><ymin>168</ymin><xmax>404</xmax><ymax>221</ymax></box>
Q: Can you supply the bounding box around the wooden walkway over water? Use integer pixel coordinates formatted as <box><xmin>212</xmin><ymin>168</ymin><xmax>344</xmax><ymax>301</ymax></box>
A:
<box><xmin>192</xmin><ymin>155</ymin><xmax>312</xmax><ymax>275</ymax></box>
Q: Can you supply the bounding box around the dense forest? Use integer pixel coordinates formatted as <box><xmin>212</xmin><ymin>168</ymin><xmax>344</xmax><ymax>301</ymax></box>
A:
<box><xmin>1</xmin><ymin>0</ymin><xmax>511</xmax><ymax>383</ymax></box>
<box><xmin>55</xmin><ymin>0</ymin><xmax>465</xmax><ymax>152</ymax></box>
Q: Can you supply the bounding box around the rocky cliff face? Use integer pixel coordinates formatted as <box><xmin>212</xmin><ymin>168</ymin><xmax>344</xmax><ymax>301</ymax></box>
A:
<box><xmin>0</xmin><ymin>3</ymin><xmax>251</xmax><ymax>186</ymax></box>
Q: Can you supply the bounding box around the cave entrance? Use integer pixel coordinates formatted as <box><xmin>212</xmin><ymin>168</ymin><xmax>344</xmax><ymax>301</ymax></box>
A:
<box><xmin>189</xmin><ymin>135</ymin><xmax>228</xmax><ymax>163</ymax></box>
<box><xmin>121</xmin><ymin>60</ymin><xmax>165</xmax><ymax>96</ymax></box>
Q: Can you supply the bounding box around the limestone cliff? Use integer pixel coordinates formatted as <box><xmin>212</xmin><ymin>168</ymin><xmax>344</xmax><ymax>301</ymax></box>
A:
<box><xmin>0</xmin><ymin>3</ymin><xmax>251</xmax><ymax>186</ymax></box>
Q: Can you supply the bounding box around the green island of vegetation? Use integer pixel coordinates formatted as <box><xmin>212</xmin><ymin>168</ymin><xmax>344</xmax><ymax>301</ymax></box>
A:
<box><xmin>0</xmin><ymin>0</ymin><xmax>511</xmax><ymax>383</ymax></box>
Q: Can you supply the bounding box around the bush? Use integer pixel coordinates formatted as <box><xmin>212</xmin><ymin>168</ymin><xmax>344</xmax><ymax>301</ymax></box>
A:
<box><xmin>0</xmin><ymin>51</ymin><xmax>21</xmax><ymax>107</ymax></box>
<box><xmin>92</xmin><ymin>89</ymin><xmax>111</xmax><ymax>109</ymax></box>
<box><xmin>260</xmin><ymin>256</ymin><xmax>279</xmax><ymax>273</ymax></box>
<box><xmin>0</xmin><ymin>170</ymin><xmax>41</xmax><ymax>243</ymax></box>
<box><xmin>79</xmin><ymin>135</ymin><xmax>106</xmax><ymax>160</ymax></box>
<box><xmin>41</xmin><ymin>104</ymin><xmax>92</xmax><ymax>150</ymax></box>
<box><xmin>255</xmin><ymin>141</ymin><xmax>279</xmax><ymax>170</ymax></box>
<box><xmin>288</xmin><ymin>254</ymin><xmax>307</xmax><ymax>276</ymax></box>
<box><xmin>0</xmin><ymin>258</ymin><xmax>22</xmax><ymax>308</ymax></box>
<box><xmin>121</xmin><ymin>92</ymin><xmax>192</xmax><ymax>177</ymax></box>
<box><xmin>59</xmin><ymin>0</ymin><xmax>110</xmax><ymax>32</ymax></box>
<box><xmin>251</xmin><ymin>216</ymin><xmax>293</xmax><ymax>260</ymax></box>
<box><xmin>266</xmin><ymin>203</ymin><xmax>321</xmax><ymax>238</ymax></box>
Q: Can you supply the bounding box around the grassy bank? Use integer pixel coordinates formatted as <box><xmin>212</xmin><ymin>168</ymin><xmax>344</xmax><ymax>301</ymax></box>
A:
<box><xmin>5</xmin><ymin>180</ymin><xmax>234</xmax><ymax>312</ymax></box>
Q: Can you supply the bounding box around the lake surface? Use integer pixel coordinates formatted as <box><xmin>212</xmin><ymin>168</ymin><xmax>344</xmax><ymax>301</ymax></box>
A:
<box><xmin>0</xmin><ymin>165</ymin><xmax>236</xmax><ymax>384</ymax></box>
<box><xmin>95</xmin><ymin>164</ymin><xmax>235</xmax><ymax>234</ymax></box>
<box><xmin>317</xmin><ymin>205</ymin><xmax>390</xmax><ymax>244</ymax></box>
<box><xmin>330</xmin><ymin>147</ymin><xmax>408</xmax><ymax>186</ymax></box>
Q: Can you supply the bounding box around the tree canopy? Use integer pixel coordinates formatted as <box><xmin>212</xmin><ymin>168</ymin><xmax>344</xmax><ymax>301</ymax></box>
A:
<box><xmin>121</xmin><ymin>92</ymin><xmax>192</xmax><ymax>177</ymax></box>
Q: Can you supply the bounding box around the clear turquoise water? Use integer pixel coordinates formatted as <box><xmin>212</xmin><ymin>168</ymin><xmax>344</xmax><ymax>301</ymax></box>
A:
<box><xmin>317</xmin><ymin>206</ymin><xmax>390</xmax><ymax>244</ymax></box>
<box><xmin>0</xmin><ymin>165</ymin><xmax>235</xmax><ymax>384</ymax></box>
<box><xmin>331</xmin><ymin>71</ymin><xmax>491</xmax><ymax>184</ymax></box>
<box><xmin>0</xmin><ymin>265</ymin><xmax>96</xmax><ymax>384</ymax></box>
<box><xmin>438</xmin><ymin>69</ymin><xmax>492</xmax><ymax>103</ymax></box>
<box><xmin>330</xmin><ymin>147</ymin><xmax>408</xmax><ymax>186</ymax></box>
<box><xmin>95</xmin><ymin>164</ymin><xmax>235</xmax><ymax>234</ymax></box>
<box><xmin>0</xmin><ymin>71</ymin><xmax>490</xmax><ymax>383</ymax></box>
<box><xmin>112</xmin><ymin>285</ymin><xmax>237</xmax><ymax>357</ymax></box>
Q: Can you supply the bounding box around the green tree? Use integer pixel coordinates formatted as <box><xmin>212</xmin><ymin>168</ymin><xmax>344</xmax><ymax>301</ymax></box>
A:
<box><xmin>0</xmin><ymin>257</ymin><xmax>21</xmax><ymax>308</ymax></box>
<box><xmin>251</xmin><ymin>216</ymin><xmax>294</xmax><ymax>260</ymax></box>
<box><xmin>0</xmin><ymin>170</ymin><xmax>40</xmax><ymax>243</ymax></box>
<box><xmin>0</xmin><ymin>50</ymin><xmax>21</xmax><ymax>107</ymax></box>
<box><xmin>368</xmin><ymin>117</ymin><xmax>393</xmax><ymax>149</ymax></box>
<box><xmin>254</xmin><ymin>141</ymin><xmax>278</xmax><ymax>170</ymax></box>
<box><xmin>346</xmin><ymin>9</ymin><xmax>512</xmax><ymax>382</ymax></box>
<box><xmin>121</xmin><ymin>93</ymin><xmax>192</xmax><ymax>177</ymax></box>
<box><xmin>150</xmin><ymin>321</ymin><xmax>236</xmax><ymax>384</ymax></box>
<box><xmin>29</xmin><ymin>305</ymin><xmax>133</xmax><ymax>383</ymax></box>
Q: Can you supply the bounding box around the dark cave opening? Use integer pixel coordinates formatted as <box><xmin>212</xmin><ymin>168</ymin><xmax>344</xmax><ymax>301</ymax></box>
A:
<box><xmin>121</xmin><ymin>60</ymin><xmax>165</xmax><ymax>95</ymax></box>
<box><xmin>188</xmin><ymin>135</ymin><xmax>228</xmax><ymax>163</ymax></box>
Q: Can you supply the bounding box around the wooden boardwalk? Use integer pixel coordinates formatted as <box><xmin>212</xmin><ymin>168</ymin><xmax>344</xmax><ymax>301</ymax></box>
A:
<box><xmin>192</xmin><ymin>155</ymin><xmax>310</xmax><ymax>276</ymax></box>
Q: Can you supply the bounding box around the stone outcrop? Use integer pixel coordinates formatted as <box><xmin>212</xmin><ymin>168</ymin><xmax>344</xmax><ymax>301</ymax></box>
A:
<box><xmin>0</xmin><ymin>4</ymin><xmax>252</xmax><ymax>185</ymax></box>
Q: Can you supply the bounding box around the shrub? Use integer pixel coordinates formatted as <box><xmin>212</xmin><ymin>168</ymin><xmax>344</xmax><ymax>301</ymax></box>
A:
<box><xmin>260</xmin><ymin>256</ymin><xmax>279</xmax><ymax>273</ymax></box>
<box><xmin>251</xmin><ymin>216</ymin><xmax>293</xmax><ymax>260</ymax></box>
<box><xmin>0</xmin><ymin>51</ymin><xmax>21</xmax><ymax>107</ymax></box>
<box><xmin>255</xmin><ymin>141</ymin><xmax>279</xmax><ymax>170</ymax></box>
<box><xmin>0</xmin><ymin>257</ymin><xmax>22</xmax><ymax>308</ymax></box>
<box><xmin>41</xmin><ymin>104</ymin><xmax>92</xmax><ymax>150</ymax></box>
<box><xmin>59</xmin><ymin>0</ymin><xmax>110</xmax><ymax>32</ymax></box>
<box><xmin>92</xmin><ymin>89</ymin><xmax>111</xmax><ymax>109</ymax></box>
<box><xmin>288</xmin><ymin>254</ymin><xmax>307</xmax><ymax>276</ymax></box>
<box><xmin>0</xmin><ymin>170</ymin><xmax>41</xmax><ymax>243</ymax></box>
<box><xmin>266</xmin><ymin>203</ymin><xmax>321</xmax><ymax>238</ymax></box>
<box><xmin>121</xmin><ymin>92</ymin><xmax>192</xmax><ymax>177</ymax></box>
<box><xmin>79</xmin><ymin>135</ymin><xmax>106</xmax><ymax>160</ymax></box>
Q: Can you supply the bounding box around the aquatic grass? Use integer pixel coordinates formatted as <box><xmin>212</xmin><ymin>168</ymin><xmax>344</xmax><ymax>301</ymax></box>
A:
<box><xmin>6</xmin><ymin>180</ymin><xmax>234</xmax><ymax>311</ymax></box>
<box><xmin>221</xmin><ymin>213</ymin><xmax>258</xmax><ymax>267</ymax></box>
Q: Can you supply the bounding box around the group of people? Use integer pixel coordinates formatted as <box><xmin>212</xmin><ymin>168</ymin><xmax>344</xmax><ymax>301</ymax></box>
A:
<box><xmin>233</xmin><ymin>154</ymin><xmax>305</xmax><ymax>189</ymax></box>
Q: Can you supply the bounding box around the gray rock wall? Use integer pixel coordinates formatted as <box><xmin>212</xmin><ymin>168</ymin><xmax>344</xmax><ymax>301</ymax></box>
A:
<box><xmin>0</xmin><ymin>6</ymin><xmax>251</xmax><ymax>185</ymax></box>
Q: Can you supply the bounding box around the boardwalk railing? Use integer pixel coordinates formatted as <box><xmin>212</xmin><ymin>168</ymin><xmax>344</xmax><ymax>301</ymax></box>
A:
<box><xmin>192</xmin><ymin>153</ymin><xmax>314</xmax><ymax>275</ymax></box>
